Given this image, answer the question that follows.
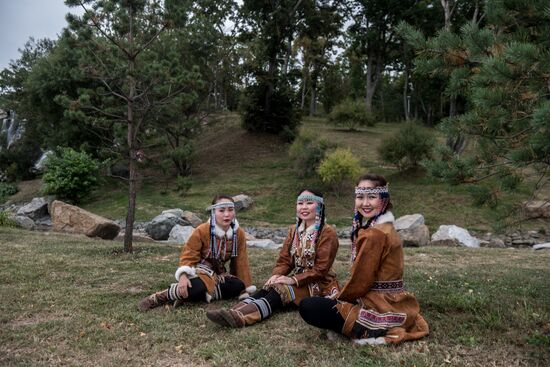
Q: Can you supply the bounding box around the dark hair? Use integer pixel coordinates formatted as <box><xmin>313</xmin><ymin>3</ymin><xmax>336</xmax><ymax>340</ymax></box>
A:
<box><xmin>296</xmin><ymin>188</ymin><xmax>326</xmax><ymax>234</ymax></box>
<box><xmin>355</xmin><ymin>173</ymin><xmax>393</xmax><ymax>210</ymax></box>
<box><xmin>211</xmin><ymin>194</ymin><xmax>234</xmax><ymax>205</ymax></box>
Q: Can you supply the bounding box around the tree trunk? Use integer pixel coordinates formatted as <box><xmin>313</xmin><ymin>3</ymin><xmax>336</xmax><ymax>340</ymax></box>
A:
<box><xmin>365</xmin><ymin>55</ymin><xmax>381</xmax><ymax>113</ymax></box>
<box><xmin>309</xmin><ymin>83</ymin><xmax>317</xmax><ymax>116</ymax></box>
<box><xmin>403</xmin><ymin>66</ymin><xmax>409</xmax><ymax>121</ymax></box>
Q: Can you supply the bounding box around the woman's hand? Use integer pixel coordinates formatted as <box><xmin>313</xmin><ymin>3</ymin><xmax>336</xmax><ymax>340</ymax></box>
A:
<box><xmin>272</xmin><ymin>275</ymin><xmax>295</xmax><ymax>285</ymax></box>
<box><xmin>177</xmin><ymin>274</ymin><xmax>191</xmax><ymax>299</ymax></box>
<box><xmin>264</xmin><ymin>274</ymin><xmax>282</xmax><ymax>286</ymax></box>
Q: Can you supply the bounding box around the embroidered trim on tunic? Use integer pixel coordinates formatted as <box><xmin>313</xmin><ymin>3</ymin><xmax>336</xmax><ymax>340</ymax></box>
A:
<box><xmin>371</xmin><ymin>280</ymin><xmax>404</xmax><ymax>292</ymax></box>
<box><xmin>357</xmin><ymin>309</ymin><xmax>406</xmax><ymax>329</ymax></box>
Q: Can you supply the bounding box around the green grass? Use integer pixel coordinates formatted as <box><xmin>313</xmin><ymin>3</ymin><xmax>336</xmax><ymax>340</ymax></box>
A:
<box><xmin>1</xmin><ymin>227</ymin><xmax>549</xmax><ymax>366</ymax></box>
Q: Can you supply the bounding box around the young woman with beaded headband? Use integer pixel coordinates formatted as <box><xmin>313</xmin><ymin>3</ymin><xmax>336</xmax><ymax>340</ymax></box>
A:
<box><xmin>206</xmin><ymin>189</ymin><xmax>340</xmax><ymax>328</ymax></box>
<box><xmin>300</xmin><ymin>174</ymin><xmax>429</xmax><ymax>345</ymax></box>
<box><xmin>138</xmin><ymin>195</ymin><xmax>255</xmax><ymax>311</ymax></box>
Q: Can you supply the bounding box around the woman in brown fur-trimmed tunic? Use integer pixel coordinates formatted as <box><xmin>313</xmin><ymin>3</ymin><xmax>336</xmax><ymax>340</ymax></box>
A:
<box><xmin>206</xmin><ymin>189</ymin><xmax>339</xmax><ymax>328</ymax></box>
<box><xmin>300</xmin><ymin>175</ymin><xmax>429</xmax><ymax>345</ymax></box>
<box><xmin>138</xmin><ymin>195</ymin><xmax>255</xmax><ymax>311</ymax></box>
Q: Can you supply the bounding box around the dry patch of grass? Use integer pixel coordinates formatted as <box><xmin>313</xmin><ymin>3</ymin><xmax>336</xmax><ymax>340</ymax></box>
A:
<box><xmin>1</xmin><ymin>227</ymin><xmax>549</xmax><ymax>367</ymax></box>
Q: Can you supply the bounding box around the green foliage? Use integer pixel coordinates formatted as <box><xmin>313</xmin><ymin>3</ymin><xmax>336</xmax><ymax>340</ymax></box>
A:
<box><xmin>328</xmin><ymin>99</ymin><xmax>375</xmax><ymax>130</ymax></box>
<box><xmin>288</xmin><ymin>132</ymin><xmax>336</xmax><ymax>178</ymax></box>
<box><xmin>0</xmin><ymin>183</ymin><xmax>18</xmax><ymax>204</ymax></box>
<box><xmin>175</xmin><ymin>175</ymin><xmax>192</xmax><ymax>196</ymax></box>
<box><xmin>240</xmin><ymin>83</ymin><xmax>301</xmax><ymax>141</ymax></box>
<box><xmin>42</xmin><ymin>147</ymin><xmax>100</xmax><ymax>203</ymax></box>
<box><xmin>467</xmin><ymin>185</ymin><xmax>498</xmax><ymax>208</ymax></box>
<box><xmin>424</xmin><ymin>145</ymin><xmax>477</xmax><ymax>185</ymax></box>
<box><xmin>317</xmin><ymin>148</ymin><xmax>361</xmax><ymax>194</ymax></box>
<box><xmin>0</xmin><ymin>210</ymin><xmax>16</xmax><ymax>227</ymax></box>
<box><xmin>378</xmin><ymin>122</ymin><xmax>435</xmax><ymax>170</ymax></box>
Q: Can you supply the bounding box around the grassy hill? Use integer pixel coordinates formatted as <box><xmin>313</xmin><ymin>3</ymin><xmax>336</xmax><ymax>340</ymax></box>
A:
<box><xmin>78</xmin><ymin>114</ymin><xmax>546</xmax><ymax>232</ymax></box>
<box><xmin>1</xmin><ymin>227</ymin><xmax>549</xmax><ymax>366</ymax></box>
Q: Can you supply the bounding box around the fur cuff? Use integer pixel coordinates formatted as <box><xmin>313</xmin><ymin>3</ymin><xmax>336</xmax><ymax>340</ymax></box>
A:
<box><xmin>238</xmin><ymin>285</ymin><xmax>257</xmax><ymax>300</ymax></box>
<box><xmin>205</xmin><ymin>293</ymin><xmax>213</xmax><ymax>303</ymax></box>
<box><xmin>174</xmin><ymin>265</ymin><xmax>196</xmax><ymax>281</ymax></box>
<box><xmin>352</xmin><ymin>337</ymin><xmax>387</xmax><ymax>346</ymax></box>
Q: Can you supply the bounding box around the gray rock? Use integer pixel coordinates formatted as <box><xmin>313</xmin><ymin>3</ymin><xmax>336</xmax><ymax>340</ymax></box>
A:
<box><xmin>395</xmin><ymin>214</ymin><xmax>425</xmax><ymax>231</ymax></box>
<box><xmin>398</xmin><ymin>224</ymin><xmax>430</xmax><ymax>247</ymax></box>
<box><xmin>247</xmin><ymin>239</ymin><xmax>281</xmax><ymax>250</ymax></box>
<box><xmin>145</xmin><ymin>211</ymin><xmax>184</xmax><ymax>241</ymax></box>
<box><xmin>51</xmin><ymin>200</ymin><xmax>120</xmax><ymax>239</ymax></box>
<box><xmin>167</xmin><ymin>225</ymin><xmax>194</xmax><ymax>244</ymax></box>
<box><xmin>232</xmin><ymin>194</ymin><xmax>253</xmax><ymax>211</ymax></box>
<box><xmin>12</xmin><ymin>215</ymin><xmax>35</xmax><ymax>230</ymax></box>
<box><xmin>533</xmin><ymin>243</ymin><xmax>550</xmax><ymax>250</ymax></box>
<box><xmin>431</xmin><ymin>225</ymin><xmax>480</xmax><ymax>248</ymax></box>
<box><xmin>17</xmin><ymin>197</ymin><xmax>49</xmax><ymax>220</ymax></box>
<box><xmin>181</xmin><ymin>210</ymin><xmax>202</xmax><ymax>227</ymax></box>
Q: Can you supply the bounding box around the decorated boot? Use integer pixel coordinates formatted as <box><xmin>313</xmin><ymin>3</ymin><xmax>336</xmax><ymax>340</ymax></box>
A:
<box><xmin>137</xmin><ymin>283</ymin><xmax>181</xmax><ymax>312</ymax></box>
<box><xmin>207</xmin><ymin>298</ymin><xmax>271</xmax><ymax>328</ymax></box>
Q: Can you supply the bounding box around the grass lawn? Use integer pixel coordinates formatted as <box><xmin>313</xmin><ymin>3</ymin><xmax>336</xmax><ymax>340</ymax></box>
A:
<box><xmin>65</xmin><ymin>113</ymin><xmax>547</xmax><ymax>233</ymax></box>
<box><xmin>1</xmin><ymin>227</ymin><xmax>549</xmax><ymax>366</ymax></box>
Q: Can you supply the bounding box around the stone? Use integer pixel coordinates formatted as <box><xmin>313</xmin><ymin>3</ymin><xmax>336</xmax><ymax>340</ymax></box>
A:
<box><xmin>398</xmin><ymin>224</ymin><xmax>430</xmax><ymax>247</ymax></box>
<box><xmin>533</xmin><ymin>243</ymin><xmax>550</xmax><ymax>250</ymax></box>
<box><xmin>247</xmin><ymin>239</ymin><xmax>281</xmax><ymax>250</ymax></box>
<box><xmin>395</xmin><ymin>214</ymin><xmax>425</xmax><ymax>231</ymax></box>
<box><xmin>16</xmin><ymin>197</ymin><xmax>49</xmax><ymax>220</ymax></box>
<box><xmin>51</xmin><ymin>200</ymin><xmax>120</xmax><ymax>240</ymax></box>
<box><xmin>167</xmin><ymin>225</ymin><xmax>194</xmax><ymax>244</ymax></box>
<box><xmin>114</xmin><ymin>231</ymin><xmax>156</xmax><ymax>243</ymax></box>
<box><xmin>232</xmin><ymin>194</ymin><xmax>253</xmax><ymax>211</ymax></box>
<box><xmin>431</xmin><ymin>225</ymin><xmax>480</xmax><ymax>248</ymax></box>
<box><xmin>146</xmin><ymin>211</ymin><xmax>184</xmax><ymax>240</ymax></box>
<box><xmin>181</xmin><ymin>210</ymin><xmax>202</xmax><ymax>227</ymax></box>
<box><xmin>12</xmin><ymin>215</ymin><xmax>35</xmax><ymax>230</ymax></box>
<box><xmin>522</xmin><ymin>200</ymin><xmax>550</xmax><ymax>218</ymax></box>
<box><xmin>245</xmin><ymin>232</ymin><xmax>257</xmax><ymax>241</ymax></box>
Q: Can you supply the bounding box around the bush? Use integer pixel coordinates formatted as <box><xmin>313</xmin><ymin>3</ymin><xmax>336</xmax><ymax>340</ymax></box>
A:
<box><xmin>240</xmin><ymin>82</ymin><xmax>301</xmax><ymax>141</ymax></box>
<box><xmin>288</xmin><ymin>132</ymin><xmax>336</xmax><ymax>178</ymax></box>
<box><xmin>0</xmin><ymin>210</ymin><xmax>16</xmax><ymax>227</ymax></box>
<box><xmin>175</xmin><ymin>175</ymin><xmax>192</xmax><ymax>196</ymax></box>
<box><xmin>317</xmin><ymin>148</ymin><xmax>361</xmax><ymax>194</ymax></box>
<box><xmin>42</xmin><ymin>147</ymin><xmax>100</xmax><ymax>203</ymax></box>
<box><xmin>378</xmin><ymin>123</ymin><xmax>435</xmax><ymax>171</ymax></box>
<box><xmin>328</xmin><ymin>99</ymin><xmax>376</xmax><ymax>130</ymax></box>
<box><xmin>0</xmin><ymin>182</ymin><xmax>18</xmax><ymax>204</ymax></box>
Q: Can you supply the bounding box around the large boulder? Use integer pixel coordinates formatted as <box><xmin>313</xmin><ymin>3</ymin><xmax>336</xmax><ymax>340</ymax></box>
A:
<box><xmin>146</xmin><ymin>209</ymin><xmax>185</xmax><ymax>240</ymax></box>
<box><xmin>51</xmin><ymin>200</ymin><xmax>120</xmax><ymax>240</ymax></box>
<box><xmin>232</xmin><ymin>194</ymin><xmax>253</xmax><ymax>211</ymax></box>
<box><xmin>533</xmin><ymin>243</ymin><xmax>550</xmax><ymax>250</ymax></box>
<box><xmin>430</xmin><ymin>225</ymin><xmax>480</xmax><ymax>248</ymax></box>
<box><xmin>395</xmin><ymin>214</ymin><xmax>425</xmax><ymax>231</ymax></box>
<box><xmin>247</xmin><ymin>239</ymin><xmax>281</xmax><ymax>250</ymax></box>
<box><xmin>16</xmin><ymin>197</ymin><xmax>49</xmax><ymax>220</ymax></box>
<box><xmin>399</xmin><ymin>225</ymin><xmax>430</xmax><ymax>247</ymax></box>
<box><xmin>182</xmin><ymin>211</ymin><xmax>202</xmax><ymax>227</ymax></box>
<box><xmin>167</xmin><ymin>225</ymin><xmax>194</xmax><ymax>244</ymax></box>
<box><xmin>522</xmin><ymin>200</ymin><xmax>550</xmax><ymax>218</ymax></box>
<box><xmin>11</xmin><ymin>215</ymin><xmax>35</xmax><ymax>230</ymax></box>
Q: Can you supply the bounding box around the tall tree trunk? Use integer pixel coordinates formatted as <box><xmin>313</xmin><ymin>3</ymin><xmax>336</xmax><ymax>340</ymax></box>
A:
<box><xmin>309</xmin><ymin>83</ymin><xmax>317</xmax><ymax>116</ymax></box>
<box><xmin>365</xmin><ymin>55</ymin><xmax>381</xmax><ymax>113</ymax></box>
<box><xmin>403</xmin><ymin>66</ymin><xmax>409</xmax><ymax>121</ymax></box>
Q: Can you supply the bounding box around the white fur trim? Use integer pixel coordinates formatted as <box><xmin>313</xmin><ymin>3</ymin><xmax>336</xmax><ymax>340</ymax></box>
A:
<box><xmin>353</xmin><ymin>337</ymin><xmax>387</xmax><ymax>346</ymax></box>
<box><xmin>376</xmin><ymin>211</ymin><xmax>395</xmax><ymax>224</ymax></box>
<box><xmin>238</xmin><ymin>293</ymin><xmax>249</xmax><ymax>300</ymax></box>
<box><xmin>245</xmin><ymin>285</ymin><xmax>257</xmax><ymax>293</ymax></box>
<box><xmin>174</xmin><ymin>265</ymin><xmax>196</xmax><ymax>281</ymax></box>
<box><xmin>209</xmin><ymin>218</ymin><xmax>239</xmax><ymax>238</ymax></box>
<box><xmin>205</xmin><ymin>293</ymin><xmax>213</xmax><ymax>303</ymax></box>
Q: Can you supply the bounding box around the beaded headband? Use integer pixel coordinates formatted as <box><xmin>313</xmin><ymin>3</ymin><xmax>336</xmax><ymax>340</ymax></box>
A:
<box><xmin>208</xmin><ymin>201</ymin><xmax>235</xmax><ymax>211</ymax></box>
<box><xmin>296</xmin><ymin>194</ymin><xmax>324</xmax><ymax>204</ymax></box>
<box><xmin>355</xmin><ymin>185</ymin><xmax>389</xmax><ymax>195</ymax></box>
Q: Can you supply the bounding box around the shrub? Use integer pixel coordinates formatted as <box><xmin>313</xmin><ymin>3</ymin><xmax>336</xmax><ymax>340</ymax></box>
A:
<box><xmin>42</xmin><ymin>147</ymin><xmax>100</xmax><ymax>203</ymax></box>
<box><xmin>0</xmin><ymin>182</ymin><xmax>18</xmax><ymax>204</ymax></box>
<box><xmin>317</xmin><ymin>148</ymin><xmax>361</xmax><ymax>194</ymax></box>
<box><xmin>175</xmin><ymin>175</ymin><xmax>192</xmax><ymax>196</ymax></box>
<box><xmin>378</xmin><ymin>123</ymin><xmax>435</xmax><ymax>171</ymax></box>
<box><xmin>0</xmin><ymin>210</ymin><xmax>16</xmax><ymax>227</ymax></box>
<box><xmin>328</xmin><ymin>99</ymin><xmax>376</xmax><ymax>130</ymax></box>
<box><xmin>288</xmin><ymin>132</ymin><xmax>336</xmax><ymax>178</ymax></box>
<box><xmin>240</xmin><ymin>82</ymin><xmax>301</xmax><ymax>141</ymax></box>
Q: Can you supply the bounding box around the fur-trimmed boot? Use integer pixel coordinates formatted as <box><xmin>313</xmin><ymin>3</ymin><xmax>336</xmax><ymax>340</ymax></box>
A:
<box><xmin>207</xmin><ymin>298</ymin><xmax>271</xmax><ymax>328</ymax></box>
<box><xmin>137</xmin><ymin>283</ymin><xmax>181</xmax><ymax>312</ymax></box>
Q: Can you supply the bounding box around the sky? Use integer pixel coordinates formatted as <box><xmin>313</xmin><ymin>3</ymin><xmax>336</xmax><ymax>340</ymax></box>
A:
<box><xmin>0</xmin><ymin>0</ymin><xmax>81</xmax><ymax>70</ymax></box>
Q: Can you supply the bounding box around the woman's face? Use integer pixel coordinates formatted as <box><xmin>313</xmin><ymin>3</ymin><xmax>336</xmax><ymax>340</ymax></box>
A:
<box><xmin>214</xmin><ymin>199</ymin><xmax>235</xmax><ymax>230</ymax></box>
<box><xmin>355</xmin><ymin>180</ymin><xmax>383</xmax><ymax>219</ymax></box>
<box><xmin>296</xmin><ymin>190</ymin><xmax>318</xmax><ymax>225</ymax></box>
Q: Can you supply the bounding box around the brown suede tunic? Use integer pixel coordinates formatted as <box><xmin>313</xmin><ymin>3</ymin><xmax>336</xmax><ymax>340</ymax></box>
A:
<box><xmin>270</xmin><ymin>224</ymin><xmax>339</xmax><ymax>305</ymax></box>
<box><xmin>178</xmin><ymin>222</ymin><xmax>252</xmax><ymax>295</ymax></box>
<box><xmin>336</xmin><ymin>221</ymin><xmax>429</xmax><ymax>344</ymax></box>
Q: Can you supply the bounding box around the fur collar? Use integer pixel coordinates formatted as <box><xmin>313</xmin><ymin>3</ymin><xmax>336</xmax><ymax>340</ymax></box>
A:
<box><xmin>209</xmin><ymin>218</ymin><xmax>239</xmax><ymax>238</ymax></box>
<box><xmin>298</xmin><ymin>221</ymin><xmax>317</xmax><ymax>234</ymax></box>
<box><xmin>375</xmin><ymin>211</ymin><xmax>395</xmax><ymax>224</ymax></box>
